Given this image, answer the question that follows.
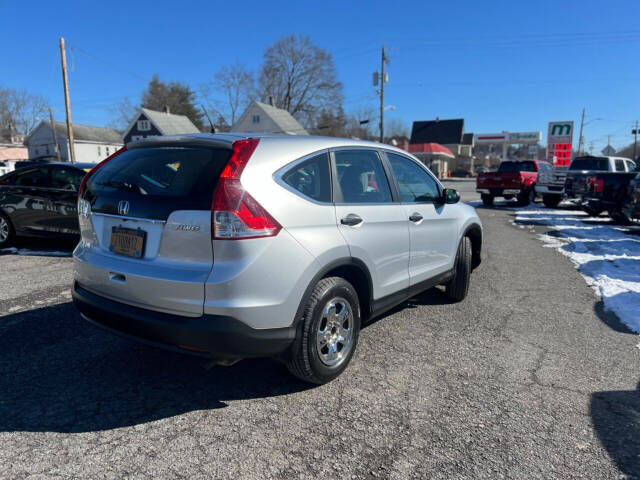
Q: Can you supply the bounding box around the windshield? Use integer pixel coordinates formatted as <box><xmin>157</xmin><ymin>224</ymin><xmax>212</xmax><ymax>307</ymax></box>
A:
<box><xmin>498</xmin><ymin>161</ymin><xmax>536</xmax><ymax>173</ymax></box>
<box><xmin>570</xmin><ymin>157</ymin><xmax>609</xmax><ymax>171</ymax></box>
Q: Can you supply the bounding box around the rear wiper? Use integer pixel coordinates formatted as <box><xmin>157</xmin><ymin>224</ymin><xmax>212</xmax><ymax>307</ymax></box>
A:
<box><xmin>95</xmin><ymin>180</ymin><xmax>142</xmax><ymax>193</ymax></box>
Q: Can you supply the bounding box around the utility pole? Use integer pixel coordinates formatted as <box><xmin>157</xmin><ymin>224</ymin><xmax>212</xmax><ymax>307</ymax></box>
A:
<box><xmin>577</xmin><ymin>107</ymin><xmax>585</xmax><ymax>156</ymax></box>
<box><xmin>379</xmin><ymin>45</ymin><xmax>387</xmax><ymax>143</ymax></box>
<box><xmin>59</xmin><ymin>37</ymin><xmax>76</xmax><ymax>163</ymax></box>
<box><xmin>48</xmin><ymin>108</ymin><xmax>61</xmax><ymax>162</ymax></box>
<box><xmin>632</xmin><ymin>121</ymin><xmax>638</xmax><ymax>161</ymax></box>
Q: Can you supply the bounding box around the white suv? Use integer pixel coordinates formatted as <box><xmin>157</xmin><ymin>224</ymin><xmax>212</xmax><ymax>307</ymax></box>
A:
<box><xmin>72</xmin><ymin>134</ymin><xmax>482</xmax><ymax>383</ymax></box>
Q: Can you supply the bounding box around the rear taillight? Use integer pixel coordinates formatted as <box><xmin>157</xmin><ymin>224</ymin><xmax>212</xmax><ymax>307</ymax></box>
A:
<box><xmin>587</xmin><ymin>176</ymin><xmax>604</xmax><ymax>194</ymax></box>
<box><xmin>78</xmin><ymin>146</ymin><xmax>127</xmax><ymax>199</ymax></box>
<box><xmin>212</xmin><ymin>138</ymin><xmax>281</xmax><ymax>240</ymax></box>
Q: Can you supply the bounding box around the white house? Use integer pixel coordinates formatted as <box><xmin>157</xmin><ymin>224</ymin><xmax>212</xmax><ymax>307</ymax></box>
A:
<box><xmin>231</xmin><ymin>100</ymin><xmax>308</xmax><ymax>135</ymax></box>
<box><xmin>122</xmin><ymin>107</ymin><xmax>200</xmax><ymax>143</ymax></box>
<box><xmin>25</xmin><ymin>121</ymin><xmax>123</xmax><ymax>164</ymax></box>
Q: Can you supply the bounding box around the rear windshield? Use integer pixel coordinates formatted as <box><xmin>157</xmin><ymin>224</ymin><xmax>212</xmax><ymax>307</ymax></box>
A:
<box><xmin>570</xmin><ymin>157</ymin><xmax>609</xmax><ymax>171</ymax></box>
<box><xmin>498</xmin><ymin>161</ymin><xmax>536</xmax><ymax>173</ymax></box>
<box><xmin>87</xmin><ymin>147</ymin><xmax>230</xmax><ymax>207</ymax></box>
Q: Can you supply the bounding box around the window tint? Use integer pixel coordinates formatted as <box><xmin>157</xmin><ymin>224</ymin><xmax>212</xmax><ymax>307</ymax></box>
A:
<box><xmin>282</xmin><ymin>153</ymin><xmax>331</xmax><ymax>202</ymax></box>
<box><xmin>334</xmin><ymin>150</ymin><xmax>392</xmax><ymax>204</ymax></box>
<box><xmin>87</xmin><ymin>147</ymin><xmax>231</xmax><ymax>203</ymax></box>
<box><xmin>570</xmin><ymin>157</ymin><xmax>609</xmax><ymax>171</ymax></box>
<box><xmin>498</xmin><ymin>161</ymin><xmax>537</xmax><ymax>172</ymax></box>
<box><xmin>51</xmin><ymin>166</ymin><xmax>85</xmax><ymax>191</ymax></box>
<box><xmin>614</xmin><ymin>159</ymin><xmax>625</xmax><ymax>171</ymax></box>
<box><xmin>387</xmin><ymin>153</ymin><xmax>440</xmax><ymax>202</ymax></box>
<box><xmin>13</xmin><ymin>168</ymin><xmax>50</xmax><ymax>187</ymax></box>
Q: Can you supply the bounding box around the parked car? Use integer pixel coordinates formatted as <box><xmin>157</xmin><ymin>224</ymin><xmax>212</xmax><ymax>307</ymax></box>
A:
<box><xmin>476</xmin><ymin>160</ymin><xmax>550</xmax><ymax>206</ymax></box>
<box><xmin>0</xmin><ymin>162</ymin><xmax>94</xmax><ymax>247</ymax></box>
<box><xmin>475</xmin><ymin>166</ymin><xmax>492</xmax><ymax>174</ymax></box>
<box><xmin>564</xmin><ymin>156</ymin><xmax>635</xmax><ymax>215</ymax></box>
<box><xmin>579</xmin><ymin>169</ymin><xmax>639</xmax><ymax>224</ymax></box>
<box><xmin>71</xmin><ymin>134</ymin><xmax>483</xmax><ymax>384</ymax></box>
<box><xmin>621</xmin><ymin>173</ymin><xmax>640</xmax><ymax>224</ymax></box>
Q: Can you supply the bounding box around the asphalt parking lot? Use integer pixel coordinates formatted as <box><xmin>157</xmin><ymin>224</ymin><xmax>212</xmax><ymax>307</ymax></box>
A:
<box><xmin>1</xmin><ymin>181</ymin><xmax>638</xmax><ymax>479</ymax></box>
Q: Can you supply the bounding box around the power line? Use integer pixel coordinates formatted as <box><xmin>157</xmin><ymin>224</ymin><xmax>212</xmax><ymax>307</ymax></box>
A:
<box><xmin>69</xmin><ymin>45</ymin><xmax>150</xmax><ymax>82</ymax></box>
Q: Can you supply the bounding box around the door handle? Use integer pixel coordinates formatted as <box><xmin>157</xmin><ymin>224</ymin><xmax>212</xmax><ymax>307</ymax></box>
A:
<box><xmin>340</xmin><ymin>214</ymin><xmax>363</xmax><ymax>226</ymax></box>
<box><xmin>409</xmin><ymin>213</ymin><xmax>423</xmax><ymax>223</ymax></box>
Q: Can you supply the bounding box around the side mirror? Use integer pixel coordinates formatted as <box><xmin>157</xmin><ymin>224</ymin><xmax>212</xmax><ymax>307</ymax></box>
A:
<box><xmin>441</xmin><ymin>188</ymin><xmax>460</xmax><ymax>204</ymax></box>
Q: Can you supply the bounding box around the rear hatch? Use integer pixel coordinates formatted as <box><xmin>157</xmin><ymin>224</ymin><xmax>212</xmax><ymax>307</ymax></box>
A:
<box><xmin>75</xmin><ymin>141</ymin><xmax>232</xmax><ymax>316</ymax></box>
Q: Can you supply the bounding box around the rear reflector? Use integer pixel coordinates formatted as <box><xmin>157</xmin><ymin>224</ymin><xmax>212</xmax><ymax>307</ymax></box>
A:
<box><xmin>212</xmin><ymin>138</ymin><xmax>281</xmax><ymax>240</ymax></box>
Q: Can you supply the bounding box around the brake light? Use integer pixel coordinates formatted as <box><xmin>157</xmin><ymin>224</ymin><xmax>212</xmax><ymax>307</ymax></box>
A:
<box><xmin>77</xmin><ymin>146</ymin><xmax>127</xmax><ymax>199</ymax></box>
<box><xmin>212</xmin><ymin>138</ymin><xmax>281</xmax><ymax>240</ymax></box>
<box><xmin>587</xmin><ymin>176</ymin><xmax>604</xmax><ymax>194</ymax></box>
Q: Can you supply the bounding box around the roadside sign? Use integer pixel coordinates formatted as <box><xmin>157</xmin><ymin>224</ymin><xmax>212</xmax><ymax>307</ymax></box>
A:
<box><xmin>547</xmin><ymin>121</ymin><xmax>574</xmax><ymax>166</ymax></box>
<box><xmin>475</xmin><ymin>133</ymin><xmax>507</xmax><ymax>144</ymax></box>
<box><xmin>474</xmin><ymin>132</ymin><xmax>541</xmax><ymax>145</ymax></box>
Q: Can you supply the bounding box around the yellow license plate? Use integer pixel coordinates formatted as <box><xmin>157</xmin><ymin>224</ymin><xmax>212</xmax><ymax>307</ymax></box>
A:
<box><xmin>109</xmin><ymin>227</ymin><xmax>146</xmax><ymax>258</ymax></box>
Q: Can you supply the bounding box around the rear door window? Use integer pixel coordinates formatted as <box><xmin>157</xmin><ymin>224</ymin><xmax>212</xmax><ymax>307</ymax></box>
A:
<box><xmin>51</xmin><ymin>166</ymin><xmax>85</xmax><ymax>191</ymax></box>
<box><xmin>282</xmin><ymin>153</ymin><xmax>331</xmax><ymax>202</ymax></box>
<box><xmin>615</xmin><ymin>159</ymin><xmax>625</xmax><ymax>171</ymax></box>
<box><xmin>333</xmin><ymin>150</ymin><xmax>392</xmax><ymax>204</ymax></box>
<box><xmin>12</xmin><ymin>168</ymin><xmax>50</xmax><ymax>187</ymax></box>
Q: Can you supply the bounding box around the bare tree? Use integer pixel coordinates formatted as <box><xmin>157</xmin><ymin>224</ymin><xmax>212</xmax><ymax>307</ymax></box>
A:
<box><xmin>343</xmin><ymin>106</ymin><xmax>377</xmax><ymax>140</ymax></box>
<box><xmin>384</xmin><ymin>118</ymin><xmax>410</xmax><ymax>140</ymax></box>
<box><xmin>258</xmin><ymin>35</ymin><xmax>343</xmax><ymax>127</ymax></box>
<box><xmin>109</xmin><ymin>96</ymin><xmax>138</xmax><ymax>131</ymax></box>
<box><xmin>201</xmin><ymin>62</ymin><xmax>255</xmax><ymax>126</ymax></box>
<box><xmin>0</xmin><ymin>87</ymin><xmax>49</xmax><ymax>137</ymax></box>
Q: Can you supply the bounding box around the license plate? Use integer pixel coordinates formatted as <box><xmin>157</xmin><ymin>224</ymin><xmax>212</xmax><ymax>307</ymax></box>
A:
<box><xmin>109</xmin><ymin>227</ymin><xmax>146</xmax><ymax>258</ymax></box>
<box><xmin>503</xmin><ymin>189</ymin><xmax>519</xmax><ymax>195</ymax></box>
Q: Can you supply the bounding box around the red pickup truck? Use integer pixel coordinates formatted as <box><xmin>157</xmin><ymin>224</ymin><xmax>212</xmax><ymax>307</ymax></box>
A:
<box><xmin>476</xmin><ymin>160</ymin><xmax>550</xmax><ymax>207</ymax></box>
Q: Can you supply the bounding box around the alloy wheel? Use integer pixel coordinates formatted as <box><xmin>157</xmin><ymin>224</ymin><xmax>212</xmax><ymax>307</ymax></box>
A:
<box><xmin>316</xmin><ymin>297</ymin><xmax>354</xmax><ymax>367</ymax></box>
<box><xmin>0</xmin><ymin>217</ymin><xmax>8</xmax><ymax>243</ymax></box>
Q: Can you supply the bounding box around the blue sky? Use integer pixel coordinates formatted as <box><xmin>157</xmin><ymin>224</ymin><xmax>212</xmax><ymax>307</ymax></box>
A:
<box><xmin>2</xmin><ymin>0</ymin><xmax>638</xmax><ymax>152</ymax></box>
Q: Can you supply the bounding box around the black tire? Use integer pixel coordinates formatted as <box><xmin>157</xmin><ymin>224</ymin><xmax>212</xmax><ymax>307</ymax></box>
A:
<box><xmin>583</xmin><ymin>206</ymin><xmax>604</xmax><ymax>217</ymax></box>
<box><xmin>481</xmin><ymin>194</ymin><xmax>494</xmax><ymax>206</ymax></box>
<box><xmin>503</xmin><ymin>194</ymin><xmax>515</xmax><ymax>200</ymax></box>
<box><xmin>608</xmin><ymin>209</ymin><xmax>632</xmax><ymax>225</ymax></box>
<box><xmin>445</xmin><ymin>236</ymin><xmax>472</xmax><ymax>302</ymax></box>
<box><xmin>0</xmin><ymin>212</ymin><xmax>14</xmax><ymax>248</ymax></box>
<box><xmin>516</xmin><ymin>189</ymin><xmax>534</xmax><ymax>207</ymax></box>
<box><xmin>542</xmin><ymin>194</ymin><xmax>562</xmax><ymax>209</ymax></box>
<box><xmin>285</xmin><ymin>277</ymin><xmax>361</xmax><ymax>384</ymax></box>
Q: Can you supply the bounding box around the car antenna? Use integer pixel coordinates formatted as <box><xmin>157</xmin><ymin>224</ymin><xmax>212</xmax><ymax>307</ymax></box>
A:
<box><xmin>201</xmin><ymin>104</ymin><xmax>215</xmax><ymax>134</ymax></box>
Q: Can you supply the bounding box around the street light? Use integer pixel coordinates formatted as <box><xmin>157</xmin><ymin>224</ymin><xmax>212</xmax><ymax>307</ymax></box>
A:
<box><xmin>578</xmin><ymin>116</ymin><xmax>603</xmax><ymax>155</ymax></box>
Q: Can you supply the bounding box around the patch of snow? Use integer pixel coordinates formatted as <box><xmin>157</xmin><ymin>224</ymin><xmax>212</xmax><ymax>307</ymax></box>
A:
<box><xmin>515</xmin><ymin>207</ymin><xmax>640</xmax><ymax>333</ymax></box>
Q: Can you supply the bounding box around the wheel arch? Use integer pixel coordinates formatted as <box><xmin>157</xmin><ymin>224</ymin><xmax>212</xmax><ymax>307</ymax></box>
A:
<box><xmin>293</xmin><ymin>257</ymin><xmax>374</xmax><ymax>326</ymax></box>
<box><xmin>463</xmin><ymin>223</ymin><xmax>482</xmax><ymax>270</ymax></box>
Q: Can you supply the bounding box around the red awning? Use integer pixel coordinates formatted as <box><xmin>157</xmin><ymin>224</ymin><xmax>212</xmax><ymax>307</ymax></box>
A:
<box><xmin>407</xmin><ymin>142</ymin><xmax>454</xmax><ymax>158</ymax></box>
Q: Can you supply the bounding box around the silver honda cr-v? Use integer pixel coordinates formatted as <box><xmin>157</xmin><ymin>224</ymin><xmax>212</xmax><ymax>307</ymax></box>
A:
<box><xmin>72</xmin><ymin>133</ymin><xmax>482</xmax><ymax>384</ymax></box>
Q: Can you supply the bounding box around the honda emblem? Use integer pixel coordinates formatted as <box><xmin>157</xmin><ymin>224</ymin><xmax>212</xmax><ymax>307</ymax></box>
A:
<box><xmin>118</xmin><ymin>200</ymin><xmax>130</xmax><ymax>216</ymax></box>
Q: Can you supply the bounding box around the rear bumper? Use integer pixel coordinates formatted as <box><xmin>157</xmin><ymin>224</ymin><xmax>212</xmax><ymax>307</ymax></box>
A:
<box><xmin>476</xmin><ymin>188</ymin><xmax>520</xmax><ymax>196</ymax></box>
<box><xmin>535</xmin><ymin>185</ymin><xmax>564</xmax><ymax>195</ymax></box>
<box><xmin>72</xmin><ymin>282</ymin><xmax>295</xmax><ymax>359</ymax></box>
